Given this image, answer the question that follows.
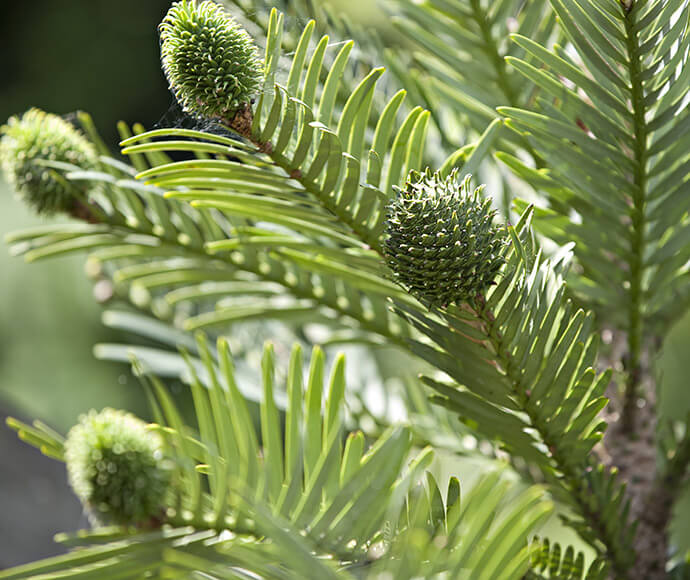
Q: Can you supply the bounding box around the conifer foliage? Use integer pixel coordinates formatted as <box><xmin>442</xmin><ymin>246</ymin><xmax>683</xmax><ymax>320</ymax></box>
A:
<box><xmin>1</xmin><ymin>0</ymin><xmax>689</xmax><ymax>578</ymax></box>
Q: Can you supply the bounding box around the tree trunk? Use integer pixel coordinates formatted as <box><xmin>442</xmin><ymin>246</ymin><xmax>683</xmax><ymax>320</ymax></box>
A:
<box><xmin>601</xmin><ymin>342</ymin><xmax>670</xmax><ymax>579</ymax></box>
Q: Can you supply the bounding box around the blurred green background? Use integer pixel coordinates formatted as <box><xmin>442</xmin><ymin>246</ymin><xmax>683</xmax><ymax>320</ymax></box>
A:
<box><xmin>0</xmin><ymin>0</ymin><xmax>174</xmax><ymax>427</ymax></box>
<box><xmin>0</xmin><ymin>1</ymin><xmax>173</xmax><ymax>565</ymax></box>
<box><xmin>1</xmin><ymin>0</ymin><xmax>689</xmax><ymax>568</ymax></box>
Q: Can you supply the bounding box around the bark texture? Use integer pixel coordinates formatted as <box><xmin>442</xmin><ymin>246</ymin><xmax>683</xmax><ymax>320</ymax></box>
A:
<box><xmin>600</xmin><ymin>340</ymin><xmax>671</xmax><ymax>580</ymax></box>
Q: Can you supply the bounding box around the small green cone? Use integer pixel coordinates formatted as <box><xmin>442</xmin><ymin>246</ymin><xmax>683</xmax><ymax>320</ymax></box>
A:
<box><xmin>64</xmin><ymin>408</ymin><xmax>171</xmax><ymax>527</ymax></box>
<box><xmin>384</xmin><ymin>170</ymin><xmax>507</xmax><ymax>307</ymax></box>
<box><xmin>0</xmin><ymin>108</ymin><xmax>96</xmax><ymax>216</ymax></box>
<box><xmin>160</xmin><ymin>0</ymin><xmax>263</xmax><ymax>123</ymax></box>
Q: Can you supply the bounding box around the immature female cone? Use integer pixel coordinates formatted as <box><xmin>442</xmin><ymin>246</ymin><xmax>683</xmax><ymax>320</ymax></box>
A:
<box><xmin>160</xmin><ymin>0</ymin><xmax>263</xmax><ymax>128</ymax></box>
<box><xmin>0</xmin><ymin>108</ymin><xmax>97</xmax><ymax>216</ymax></box>
<box><xmin>64</xmin><ymin>408</ymin><xmax>171</xmax><ymax>527</ymax></box>
<box><xmin>384</xmin><ymin>170</ymin><xmax>506</xmax><ymax>307</ymax></box>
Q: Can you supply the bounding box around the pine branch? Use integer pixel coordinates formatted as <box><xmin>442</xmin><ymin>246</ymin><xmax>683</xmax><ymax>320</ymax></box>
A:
<box><xmin>525</xmin><ymin>536</ymin><xmax>609</xmax><ymax>580</ymax></box>
<box><xmin>620</xmin><ymin>0</ymin><xmax>651</xmax><ymax>433</ymax></box>
<box><xmin>112</xmin><ymin>11</ymin><xmax>437</xmax><ymax>336</ymax></box>
<box><xmin>7</xmin><ymin>112</ymin><xmax>415</xmax><ymax>346</ymax></box>
<box><xmin>6</xmin><ymin>2</ymin><xmax>688</xmax><ymax>574</ymax></box>
<box><xmin>499</xmin><ymin>4</ymin><xmax>690</xmax><ymax>572</ymax></box>
<box><xmin>10</xmin><ymin>221</ymin><xmax>409</xmax><ymax>348</ymax></box>
<box><xmin>391</xmin><ymin>211</ymin><xmax>635</xmax><ymax>576</ymax></box>
<box><xmin>473</xmin><ymin>297</ymin><xmax>632</xmax><ymax>576</ymax></box>
<box><xmin>4</xmin><ymin>335</ymin><xmax>552</xmax><ymax>579</ymax></box>
<box><xmin>390</xmin><ymin>0</ymin><xmax>555</xmax><ymax>157</ymax></box>
<box><xmin>501</xmin><ymin>0</ymin><xmax>690</xmax><ymax>369</ymax></box>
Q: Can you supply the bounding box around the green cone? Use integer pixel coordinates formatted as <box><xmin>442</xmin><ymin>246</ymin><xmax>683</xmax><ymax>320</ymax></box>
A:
<box><xmin>0</xmin><ymin>109</ymin><xmax>96</xmax><ymax>215</ymax></box>
<box><xmin>384</xmin><ymin>170</ymin><xmax>506</xmax><ymax>306</ymax></box>
<box><xmin>64</xmin><ymin>408</ymin><xmax>171</xmax><ymax>527</ymax></box>
<box><xmin>160</xmin><ymin>0</ymin><xmax>263</xmax><ymax>121</ymax></box>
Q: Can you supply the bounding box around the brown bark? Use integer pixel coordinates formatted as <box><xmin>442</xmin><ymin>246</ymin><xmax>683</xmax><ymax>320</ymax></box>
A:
<box><xmin>600</xmin><ymin>339</ymin><xmax>671</xmax><ymax>579</ymax></box>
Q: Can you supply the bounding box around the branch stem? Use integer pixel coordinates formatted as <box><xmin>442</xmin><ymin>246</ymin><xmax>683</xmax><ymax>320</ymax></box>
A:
<box><xmin>223</xmin><ymin>109</ymin><xmax>385</xmax><ymax>254</ymax></box>
<box><xmin>621</xmin><ymin>5</ymin><xmax>649</xmax><ymax>433</ymax></box>
<box><xmin>81</xmin><ymin>206</ymin><xmax>408</xmax><ymax>350</ymax></box>
<box><xmin>473</xmin><ymin>295</ymin><xmax>631</xmax><ymax>577</ymax></box>
<box><xmin>469</xmin><ymin>0</ymin><xmax>546</xmax><ymax>172</ymax></box>
<box><xmin>469</xmin><ymin>0</ymin><xmax>518</xmax><ymax>106</ymax></box>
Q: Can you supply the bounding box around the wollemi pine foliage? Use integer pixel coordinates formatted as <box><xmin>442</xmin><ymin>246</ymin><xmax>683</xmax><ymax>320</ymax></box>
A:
<box><xmin>1</xmin><ymin>0</ymin><xmax>689</xmax><ymax>578</ymax></box>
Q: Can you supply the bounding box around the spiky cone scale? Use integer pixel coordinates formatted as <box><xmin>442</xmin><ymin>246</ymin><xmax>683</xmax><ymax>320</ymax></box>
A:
<box><xmin>384</xmin><ymin>171</ymin><xmax>506</xmax><ymax>307</ymax></box>
<box><xmin>0</xmin><ymin>108</ymin><xmax>97</xmax><ymax>216</ymax></box>
<box><xmin>64</xmin><ymin>408</ymin><xmax>171</xmax><ymax>527</ymax></box>
<box><xmin>160</xmin><ymin>0</ymin><xmax>263</xmax><ymax>126</ymax></box>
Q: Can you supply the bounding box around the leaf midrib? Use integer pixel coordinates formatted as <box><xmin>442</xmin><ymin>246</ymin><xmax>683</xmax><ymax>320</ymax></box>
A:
<box><xmin>621</xmin><ymin>3</ymin><xmax>650</xmax><ymax>430</ymax></box>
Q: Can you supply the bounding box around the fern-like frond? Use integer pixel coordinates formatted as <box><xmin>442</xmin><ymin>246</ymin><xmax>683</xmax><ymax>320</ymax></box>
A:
<box><xmin>6</xmin><ymin>123</ymin><xmax>413</xmax><ymax>349</ymax></box>
<box><xmin>4</xmin><ymin>337</ymin><xmax>551</xmax><ymax>579</ymax></box>
<box><xmin>525</xmin><ymin>537</ymin><xmax>609</xmax><ymax>580</ymax></box>
<box><xmin>500</xmin><ymin>0</ymin><xmax>690</xmax><ymax>370</ymax></box>
<box><xmin>389</xmin><ymin>0</ymin><xmax>556</xmax><ymax>146</ymax></box>
<box><xmin>392</xmin><ymin>208</ymin><xmax>634</xmax><ymax>575</ymax></box>
<box><xmin>8</xmin><ymin>7</ymin><xmax>436</xmax><ymax>347</ymax></box>
<box><xmin>5</xmin><ymin>10</ymin><xmax>436</xmax><ymax>356</ymax></box>
<box><xmin>111</xmin><ymin>10</ymin><xmax>435</xmax><ymax>339</ymax></box>
<box><xmin>232</xmin><ymin>469</ymin><xmax>551</xmax><ymax>580</ymax></box>
<box><xmin>222</xmin><ymin>0</ymin><xmax>450</xmax><ymax>166</ymax></box>
<box><xmin>124</xmin><ymin>10</ymin><xmax>430</xmax><ymax>246</ymax></box>
<box><xmin>4</xmin><ymin>339</ymin><xmax>413</xmax><ymax>577</ymax></box>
